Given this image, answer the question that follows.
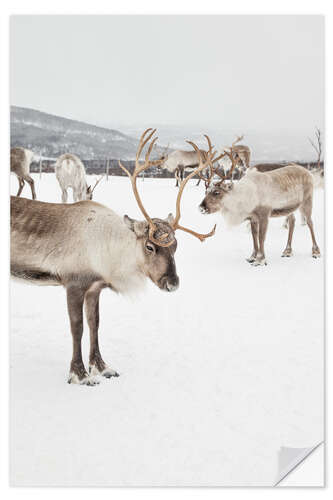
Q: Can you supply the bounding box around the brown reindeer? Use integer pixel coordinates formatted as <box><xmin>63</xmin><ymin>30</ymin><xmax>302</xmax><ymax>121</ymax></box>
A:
<box><xmin>199</xmin><ymin>151</ymin><xmax>321</xmax><ymax>265</ymax></box>
<box><xmin>11</xmin><ymin>147</ymin><xmax>37</xmax><ymax>200</ymax></box>
<box><xmin>11</xmin><ymin>129</ymin><xmax>217</xmax><ymax>385</ymax></box>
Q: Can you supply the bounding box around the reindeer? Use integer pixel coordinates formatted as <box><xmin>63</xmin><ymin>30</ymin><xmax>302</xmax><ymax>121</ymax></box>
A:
<box><xmin>11</xmin><ymin>147</ymin><xmax>37</xmax><ymax>200</ymax></box>
<box><xmin>245</xmin><ymin>163</ymin><xmax>324</xmax><ymax>227</ymax></box>
<box><xmin>11</xmin><ymin>129</ymin><xmax>217</xmax><ymax>385</ymax></box>
<box><xmin>198</xmin><ymin>150</ymin><xmax>321</xmax><ymax>266</ymax></box>
<box><xmin>159</xmin><ymin>139</ymin><xmax>213</xmax><ymax>187</ymax></box>
<box><xmin>54</xmin><ymin>153</ymin><xmax>101</xmax><ymax>202</ymax></box>
<box><xmin>219</xmin><ymin>135</ymin><xmax>251</xmax><ymax>180</ymax></box>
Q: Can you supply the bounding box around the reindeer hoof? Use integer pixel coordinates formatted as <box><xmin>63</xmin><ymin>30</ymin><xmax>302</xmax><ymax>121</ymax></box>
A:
<box><xmin>251</xmin><ymin>259</ymin><xmax>267</xmax><ymax>267</ymax></box>
<box><xmin>246</xmin><ymin>256</ymin><xmax>256</xmax><ymax>263</ymax></box>
<box><xmin>102</xmin><ymin>367</ymin><xmax>120</xmax><ymax>378</ymax></box>
<box><xmin>89</xmin><ymin>364</ymin><xmax>119</xmax><ymax>378</ymax></box>
<box><xmin>312</xmin><ymin>248</ymin><xmax>321</xmax><ymax>258</ymax></box>
<box><xmin>282</xmin><ymin>250</ymin><xmax>293</xmax><ymax>258</ymax></box>
<box><xmin>68</xmin><ymin>372</ymin><xmax>100</xmax><ymax>386</ymax></box>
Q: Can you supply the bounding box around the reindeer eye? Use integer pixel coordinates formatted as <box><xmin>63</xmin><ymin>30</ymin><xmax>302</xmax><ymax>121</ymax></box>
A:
<box><xmin>213</xmin><ymin>190</ymin><xmax>220</xmax><ymax>196</ymax></box>
<box><xmin>145</xmin><ymin>242</ymin><xmax>155</xmax><ymax>253</ymax></box>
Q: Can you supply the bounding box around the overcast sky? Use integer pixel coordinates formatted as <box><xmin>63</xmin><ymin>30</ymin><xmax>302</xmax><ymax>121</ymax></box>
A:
<box><xmin>10</xmin><ymin>15</ymin><xmax>324</xmax><ymax>134</ymax></box>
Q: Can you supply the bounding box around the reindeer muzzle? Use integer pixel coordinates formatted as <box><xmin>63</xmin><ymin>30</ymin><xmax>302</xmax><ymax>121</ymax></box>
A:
<box><xmin>199</xmin><ymin>201</ymin><xmax>209</xmax><ymax>214</ymax></box>
<box><xmin>158</xmin><ymin>274</ymin><xmax>179</xmax><ymax>292</ymax></box>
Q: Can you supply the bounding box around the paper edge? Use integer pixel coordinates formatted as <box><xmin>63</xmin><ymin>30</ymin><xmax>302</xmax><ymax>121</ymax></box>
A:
<box><xmin>274</xmin><ymin>441</ymin><xmax>324</xmax><ymax>486</ymax></box>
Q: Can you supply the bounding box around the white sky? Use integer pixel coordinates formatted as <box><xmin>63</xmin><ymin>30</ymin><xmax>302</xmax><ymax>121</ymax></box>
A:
<box><xmin>10</xmin><ymin>15</ymin><xmax>324</xmax><ymax>133</ymax></box>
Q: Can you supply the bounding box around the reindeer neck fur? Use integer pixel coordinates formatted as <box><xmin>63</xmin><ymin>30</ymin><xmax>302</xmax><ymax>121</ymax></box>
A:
<box><xmin>219</xmin><ymin>176</ymin><xmax>258</xmax><ymax>226</ymax></box>
<box><xmin>10</xmin><ymin>197</ymin><xmax>147</xmax><ymax>295</ymax></box>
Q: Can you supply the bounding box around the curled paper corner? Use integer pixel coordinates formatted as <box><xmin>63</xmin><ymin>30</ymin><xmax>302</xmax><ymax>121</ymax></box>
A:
<box><xmin>274</xmin><ymin>442</ymin><xmax>324</xmax><ymax>486</ymax></box>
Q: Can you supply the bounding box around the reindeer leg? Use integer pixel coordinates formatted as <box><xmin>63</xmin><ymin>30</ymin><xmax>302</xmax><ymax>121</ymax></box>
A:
<box><xmin>16</xmin><ymin>178</ymin><xmax>25</xmax><ymax>197</ymax></box>
<box><xmin>73</xmin><ymin>189</ymin><xmax>78</xmax><ymax>203</ymax></box>
<box><xmin>282</xmin><ymin>217</ymin><xmax>289</xmax><ymax>229</ymax></box>
<box><xmin>307</xmin><ymin>218</ymin><xmax>321</xmax><ymax>258</ymax></box>
<box><xmin>252</xmin><ymin>210</ymin><xmax>269</xmax><ymax>266</ymax></box>
<box><xmin>181</xmin><ymin>166</ymin><xmax>185</xmax><ymax>182</ymax></box>
<box><xmin>61</xmin><ymin>189</ymin><xmax>68</xmax><ymax>203</ymax></box>
<box><xmin>247</xmin><ymin>218</ymin><xmax>259</xmax><ymax>263</ymax></box>
<box><xmin>300</xmin><ymin>214</ymin><xmax>307</xmax><ymax>226</ymax></box>
<box><xmin>175</xmin><ymin>167</ymin><xmax>179</xmax><ymax>187</ymax></box>
<box><xmin>85</xmin><ymin>281</ymin><xmax>119</xmax><ymax>378</ymax></box>
<box><xmin>23</xmin><ymin>174</ymin><xmax>36</xmax><ymax>200</ymax></box>
<box><xmin>300</xmin><ymin>198</ymin><xmax>321</xmax><ymax>258</ymax></box>
<box><xmin>282</xmin><ymin>213</ymin><xmax>295</xmax><ymax>257</ymax></box>
<box><xmin>67</xmin><ymin>283</ymin><xmax>99</xmax><ymax>385</ymax></box>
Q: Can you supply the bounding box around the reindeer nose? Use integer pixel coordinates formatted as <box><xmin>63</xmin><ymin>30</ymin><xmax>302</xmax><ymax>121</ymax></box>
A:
<box><xmin>199</xmin><ymin>201</ymin><xmax>208</xmax><ymax>214</ymax></box>
<box><xmin>166</xmin><ymin>277</ymin><xmax>179</xmax><ymax>292</ymax></box>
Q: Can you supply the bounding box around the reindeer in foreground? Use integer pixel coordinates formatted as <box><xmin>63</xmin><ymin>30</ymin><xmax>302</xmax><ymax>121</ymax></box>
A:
<box><xmin>11</xmin><ymin>129</ymin><xmax>217</xmax><ymax>385</ymax></box>
<box><xmin>11</xmin><ymin>147</ymin><xmax>37</xmax><ymax>200</ymax></box>
<box><xmin>199</xmin><ymin>151</ymin><xmax>321</xmax><ymax>266</ymax></box>
<box><xmin>159</xmin><ymin>140</ymin><xmax>213</xmax><ymax>187</ymax></box>
<box><xmin>55</xmin><ymin>153</ymin><xmax>101</xmax><ymax>202</ymax></box>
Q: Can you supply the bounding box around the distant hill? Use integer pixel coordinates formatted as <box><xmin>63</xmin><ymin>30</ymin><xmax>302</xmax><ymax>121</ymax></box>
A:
<box><xmin>10</xmin><ymin>106</ymin><xmax>164</xmax><ymax>160</ymax></box>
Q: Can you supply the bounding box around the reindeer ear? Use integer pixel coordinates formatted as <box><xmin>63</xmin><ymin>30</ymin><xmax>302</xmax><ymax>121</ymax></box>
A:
<box><xmin>223</xmin><ymin>182</ymin><xmax>234</xmax><ymax>192</ymax></box>
<box><xmin>165</xmin><ymin>213</ymin><xmax>175</xmax><ymax>225</ymax></box>
<box><xmin>124</xmin><ymin>215</ymin><xmax>135</xmax><ymax>230</ymax></box>
<box><xmin>123</xmin><ymin>215</ymin><xmax>149</xmax><ymax>237</ymax></box>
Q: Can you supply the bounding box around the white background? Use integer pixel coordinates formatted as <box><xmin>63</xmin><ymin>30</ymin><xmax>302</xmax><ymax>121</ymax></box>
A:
<box><xmin>0</xmin><ymin>0</ymin><xmax>331</xmax><ymax>498</ymax></box>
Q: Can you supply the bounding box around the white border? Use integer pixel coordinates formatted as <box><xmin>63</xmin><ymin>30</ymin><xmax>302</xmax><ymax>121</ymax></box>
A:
<box><xmin>1</xmin><ymin>1</ymin><xmax>331</xmax><ymax>498</ymax></box>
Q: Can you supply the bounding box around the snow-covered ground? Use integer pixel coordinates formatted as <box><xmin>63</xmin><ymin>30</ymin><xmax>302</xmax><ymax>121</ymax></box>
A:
<box><xmin>10</xmin><ymin>173</ymin><xmax>324</xmax><ymax>486</ymax></box>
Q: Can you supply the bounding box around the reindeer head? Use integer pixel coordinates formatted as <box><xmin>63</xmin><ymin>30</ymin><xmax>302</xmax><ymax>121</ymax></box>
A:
<box><xmin>119</xmin><ymin>129</ymin><xmax>218</xmax><ymax>292</ymax></box>
<box><xmin>199</xmin><ymin>181</ymin><xmax>234</xmax><ymax>214</ymax></box>
<box><xmin>124</xmin><ymin>213</ymin><xmax>179</xmax><ymax>291</ymax></box>
<box><xmin>199</xmin><ymin>148</ymin><xmax>237</xmax><ymax>214</ymax></box>
<box><xmin>158</xmin><ymin>143</ymin><xmax>170</xmax><ymax>167</ymax></box>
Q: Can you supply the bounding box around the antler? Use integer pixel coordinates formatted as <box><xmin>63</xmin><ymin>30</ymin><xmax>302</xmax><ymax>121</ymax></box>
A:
<box><xmin>221</xmin><ymin>149</ymin><xmax>238</xmax><ymax>180</ymax></box>
<box><xmin>119</xmin><ymin>128</ymin><xmax>171</xmax><ymax>247</ymax></box>
<box><xmin>170</xmin><ymin>137</ymin><xmax>223</xmax><ymax>242</ymax></box>
<box><xmin>120</xmin><ymin>129</ymin><xmax>219</xmax><ymax>246</ymax></box>
<box><xmin>197</xmin><ymin>135</ymin><xmax>224</xmax><ymax>187</ymax></box>
<box><xmin>232</xmin><ymin>134</ymin><xmax>244</xmax><ymax>148</ymax></box>
<box><xmin>91</xmin><ymin>175</ymin><xmax>103</xmax><ymax>193</ymax></box>
<box><xmin>203</xmin><ymin>146</ymin><xmax>239</xmax><ymax>190</ymax></box>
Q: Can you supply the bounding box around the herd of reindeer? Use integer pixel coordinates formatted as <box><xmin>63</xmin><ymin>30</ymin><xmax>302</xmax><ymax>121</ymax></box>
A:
<box><xmin>10</xmin><ymin>129</ymin><xmax>324</xmax><ymax>385</ymax></box>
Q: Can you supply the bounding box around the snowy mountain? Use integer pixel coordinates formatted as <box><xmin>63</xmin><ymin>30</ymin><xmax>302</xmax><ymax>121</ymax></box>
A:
<box><xmin>10</xmin><ymin>106</ymin><xmax>161</xmax><ymax>160</ymax></box>
<box><xmin>10</xmin><ymin>106</ymin><xmax>322</xmax><ymax>164</ymax></box>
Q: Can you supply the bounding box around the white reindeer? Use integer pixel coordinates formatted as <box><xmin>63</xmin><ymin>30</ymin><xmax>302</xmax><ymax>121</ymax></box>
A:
<box><xmin>55</xmin><ymin>153</ymin><xmax>101</xmax><ymax>202</ymax></box>
<box><xmin>199</xmin><ymin>152</ymin><xmax>321</xmax><ymax>266</ymax></box>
